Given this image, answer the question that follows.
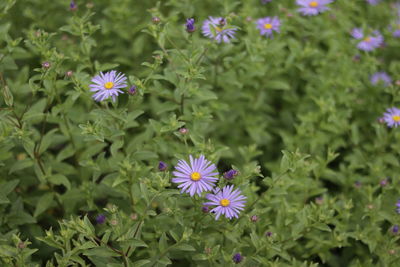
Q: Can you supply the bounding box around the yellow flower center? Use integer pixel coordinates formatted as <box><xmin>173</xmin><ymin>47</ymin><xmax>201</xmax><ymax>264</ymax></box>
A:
<box><xmin>364</xmin><ymin>37</ymin><xmax>371</xmax><ymax>43</ymax></box>
<box><xmin>264</xmin><ymin>23</ymin><xmax>273</xmax><ymax>29</ymax></box>
<box><xmin>309</xmin><ymin>1</ymin><xmax>318</xmax><ymax>7</ymax></box>
<box><xmin>220</xmin><ymin>199</ymin><xmax>230</xmax><ymax>207</ymax></box>
<box><xmin>190</xmin><ymin>172</ymin><xmax>201</xmax><ymax>181</ymax></box>
<box><xmin>104</xmin><ymin>82</ymin><xmax>114</xmax><ymax>89</ymax></box>
<box><xmin>393</xmin><ymin>115</ymin><xmax>400</xmax><ymax>122</ymax></box>
<box><xmin>215</xmin><ymin>26</ymin><xmax>223</xmax><ymax>32</ymax></box>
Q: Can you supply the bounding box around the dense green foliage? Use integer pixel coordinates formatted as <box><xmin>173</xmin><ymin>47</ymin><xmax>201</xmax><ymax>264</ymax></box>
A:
<box><xmin>1</xmin><ymin>0</ymin><xmax>400</xmax><ymax>266</ymax></box>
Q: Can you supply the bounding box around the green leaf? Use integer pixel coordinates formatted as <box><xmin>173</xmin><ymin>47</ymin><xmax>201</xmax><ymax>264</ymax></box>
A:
<box><xmin>34</xmin><ymin>193</ymin><xmax>54</xmax><ymax>217</ymax></box>
<box><xmin>49</xmin><ymin>174</ymin><xmax>71</xmax><ymax>191</ymax></box>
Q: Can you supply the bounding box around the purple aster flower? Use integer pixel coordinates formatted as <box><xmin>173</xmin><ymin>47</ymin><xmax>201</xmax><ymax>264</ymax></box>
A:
<box><xmin>366</xmin><ymin>0</ymin><xmax>381</xmax><ymax>5</ymax></box>
<box><xmin>232</xmin><ymin>253</ymin><xmax>243</xmax><ymax>264</ymax></box>
<box><xmin>202</xmin><ymin>17</ymin><xmax>237</xmax><ymax>43</ymax></box>
<box><xmin>96</xmin><ymin>214</ymin><xmax>106</xmax><ymax>224</ymax></box>
<box><xmin>158</xmin><ymin>161</ymin><xmax>168</xmax><ymax>171</ymax></box>
<box><xmin>382</xmin><ymin>108</ymin><xmax>400</xmax><ymax>128</ymax></box>
<box><xmin>351</xmin><ymin>28</ymin><xmax>383</xmax><ymax>51</ymax></box>
<box><xmin>296</xmin><ymin>0</ymin><xmax>333</xmax><ymax>16</ymax></box>
<box><xmin>370</xmin><ymin>72</ymin><xmax>392</xmax><ymax>87</ymax></box>
<box><xmin>89</xmin><ymin>70</ymin><xmax>127</xmax><ymax>102</ymax></box>
<box><xmin>204</xmin><ymin>185</ymin><xmax>246</xmax><ymax>220</ymax></box>
<box><xmin>185</xmin><ymin>18</ymin><xmax>195</xmax><ymax>33</ymax></box>
<box><xmin>256</xmin><ymin>16</ymin><xmax>280</xmax><ymax>38</ymax></box>
<box><xmin>224</xmin><ymin>169</ymin><xmax>238</xmax><ymax>180</ymax></box>
<box><xmin>172</xmin><ymin>155</ymin><xmax>219</xmax><ymax>196</ymax></box>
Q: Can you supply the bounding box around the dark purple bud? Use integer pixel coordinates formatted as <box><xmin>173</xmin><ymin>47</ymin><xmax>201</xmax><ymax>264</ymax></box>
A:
<box><xmin>179</xmin><ymin>128</ymin><xmax>188</xmax><ymax>134</ymax></box>
<box><xmin>218</xmin><ymin>18</ymin><xmax>226</xmax><ymax>26</ymax></box>
<box><xmin>42</xmin><ymin>61</ymin><xmax>50</xmax><ymax>69</ymax></box>
<box><xmin>352</xmin><ymin>54</ymin><xmax>361</xmax><ymax>62</ymax></box>
<box><xmin>96</xmin><ymin>214</ymin><xmax>106</xmax><ymax>224</ymax></box>
<box><xmin>232</xmin><ymin>253</ymin><xmax>243</xmax><ymax>264</ymax></box>
<box><xmin>158</xmin><ymin>161</ymin><xmax>167</xmax><ymax>171</ymax></box>
<box><xmin>128</xmin><ymin>85</ymin><xmax>137</xmax><ymax>95</ymax></box>
<box><xmin>265</xmin><ymin>231</ymin><xmax>273</xmax><ymax>237</ymax></box>
<box><xmin>152</xmin><ymin>17</ymin><xmax>161</xmax><ymax>24</ymax></box>
<box><xmin>224</xmin><ymin>169</ymin><xmax>238</xmax><ymax>180</ymax></box>
<box><xmin>185</xmin><ymin>18</ymin><xmax>195</xmax><ymax>33</ymax></box>
<box><xmin>70</xmin><ymin>0</ymin><xmax>77</xmax><ymax>11</ymax></box>
<box><xmin>392</xmin><ymin>225</ymin><xmax>399</xmax><ymax>234</ymax></box>
<box><xmin>261</xmin><ymin>0</ymin><xmax>272</xmax><ymax>4</ymax></box>
<box><xmin>202</xmin><ymin>206</ymin><xmax>210</xmax><ymax>213</ymax></box>
<box><xmin>354</xmin><ymin>181</ymin><xmax>362</xmax><ymax>188</ymax></box>
<box><xmin>250</xmin><ymin>215</ymin><xmax>258</xmax><ymax>222</ymax></box>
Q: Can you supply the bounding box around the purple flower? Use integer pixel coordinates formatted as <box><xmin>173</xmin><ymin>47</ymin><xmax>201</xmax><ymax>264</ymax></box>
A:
<box><xmin>366</xmin><ymin>0</ymin><xmax>381</xmax><ymax>5</ymax></box>
<box><xmin>232</xmin><ymin>253</ymin><xmax>243</xmax><ymax>264</ymax></box>
<box><xmin>96</xmin><ymin>214</ymin><xmax>106</xmax><ymax>224</ymax></box>
<box><xmin>172</xmin><ymin>155</ymin><xmax>219</xmax><ymax>196</ymax></box>
<box><xmin>89</xmin><ymin>71</ymin><xmax>127</xmax><ymax>102</ymax></box>
<box><xmin>223</xmin><ymin>169</ymin><xmax>238</xmax><ymax>180</ymax></box>
<box><xmin>351</xmin><ymin>28</ymin><xmax>383</xmax><ymax>51</ymax></box>
<box><xmin>204</xmin><ymin>185</ymin><xmax>246</xmax><ymax>220</ymax></box>
<box><xmin>186</xmin><ymin>18</ymin><xmax>195</xmax><ymax>33</ymax></box>
<box><xmin>202</xmin><ymin>17</ymin><xmax>237</xmax><ymax>43</ymax></box>
<box><xmin>296</xmin><ymin>0</ymin><xmax>333</xmax><ymax>16</ymax></box>
<box><xmin>158</xmin><ymin>161</ymin><xmax>168</xmax><ymax>171</ymax></box>
<box><xmin>370</xmin><ymin>72</ymin><xmax>392</xmax><ymax>87</ymax></box>
<box><xmin>256</xmin><ymin>16</ymin><xmax>280</xmax><ymax>38</ymax></box>
<box><xmin>393</xmin><ymin>225</ymin><xmax>399</xmax><ymax>234</ymax></box>
<box><xmin>382</xmin><ymin>108</ymin><xmax>400</xmax><ymax>128</ymax></box>
<box><xmin>42</xmin><ymin>61</ymin><xmax>50</xmax><ymax>68</ymax></box>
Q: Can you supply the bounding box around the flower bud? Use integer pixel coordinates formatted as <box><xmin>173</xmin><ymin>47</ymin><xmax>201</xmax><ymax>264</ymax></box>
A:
<box><xmin>42</xmin><ymin>61</ymin><xmax>50</xmax><ymax>69</ymax></box>
<box><xmin>152</xmin><ymin>17</ymin><xmax>161</xmax><ymax>24</ymax></box>
<box><xmin>224</xmin><ymin>169</ymin><xmax>238</xmax><ymax>180</ymax></box>
<box><xmin>185</xmin><ymin>18</ymin><xmax>195</xmax><ymax>33</ymax></box>
<box><xmin>128</xmin><ymin>85</ymin><xmax>137</xmax><ymax>95</ymax></box>
<box><xmin>158</xmin><ymin>161</ymin><xmax>167</xmax><ymax>171</ymax></box>
<box><xmin>232</xmin><ymin>253</ymin><xmax>243</xmax><ymax>264</ymax></box>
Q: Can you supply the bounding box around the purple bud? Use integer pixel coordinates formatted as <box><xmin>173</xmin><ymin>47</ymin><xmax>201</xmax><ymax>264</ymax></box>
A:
<box><xmin>128</xmin><ymin>85</ymin><xmax>137</xmax><ymax>95</ymax></box>
<box><xmin>224</xmin><ymin>169</ymin><xmax>238</xmax><ymax>180</ymax></box>
<box><xmin>250</xmin><ymin>215</ymin><xmax>258</xmax><ymax>222</ymax></box>
<box><xmin>42</xmin><ymin>62</ymin><xmax>50</xmax><ymax>69</ymax></box>
<box><xmin>96</xmin><ymin>214</ymin><xmax>106</xmax><ymax>224</ymax></box>
<box><xmin>232</xmin><ymin>253</ymin><xmax>243</xmax><ymax>264</ymax></box>
<box><xmin>158</xmin><ymin>161</ymin><xmax>167</xmax><ymax>171</ymax></box>
<box><xmin>354</xmin><ymin>181</ymin><xmax>362</xmax><ymax>188</ymax></box>
<box><xmin>261</xmin><ymin>0</ymin><xmax>272</xmax><ymax>4</ymax></box>
<box><xmin>315</xmin><ymin>196</ymin><xmax>324</xmax><ymax>205</ymax></box>
<box><xmin>70</xmin><ymin>0</ymin><xmax>77</xmax><ymax>11</ymax></box>
<box><xmin>202</xmin><ymin>206</ymin><xmax>210</xmax><ymax>213</ymax></box>
<box><xmin>392</xmin><ymin>225</ymin><xmax>399</xmax><ymax>234</ymax></box>
<box><xmin>380</xmin><ymin>178</ymin><xmax>389</xmax><ymax>186</ymax></box>
<box><xmin>18</xmin><ymin>242</ymin><xmax>26</xmax><ymax>249</ymax></box>
<box><xmin>265</xmin><ymin>231</ymin><xmax>273</xmax><ymax>237</ymax></box>
<box><xmin>152</xmin><ymin>17</ymin><xmax>161</xmax><ymax>24</ymax></box>
<box><xmin>185</xmin><ymin>18</ymin><xmax>195</xmax><ymax>33</ymax></box>
<box><xmin>218</xmin><ymin>18</ymin><xmax>226</xmax><ymax>26</ymax></box>
<box><xmin>179</xmin><ymin>128</ymin><xmax>188</xmax><ymax>134</ymax></box>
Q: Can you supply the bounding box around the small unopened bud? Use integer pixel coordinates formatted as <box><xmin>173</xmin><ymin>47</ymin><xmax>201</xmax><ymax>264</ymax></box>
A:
<box><xmin>110</xmin><ymin>219</ymin><xmax>118</xmax><ymax>225</ymax></box>
<box><xmin>128</xmin><ymin>85</ymin><xmax>137</xmax><ymax>95</ymax></box>
<box><xmin>204</xmin><ymin>247</ymin><xmax>212</xmax><ymax>254</ymax></box>
<box><xmin>69</xmin><ymin>1</ymin><xmax>77</xmax><ymax>11</ymax></box>
<box><xmin>265</xmin><ymin>231</ymin><xmax>273</xmax><ymax>237</ymax></box>
<box><xmin>354</xmin><ymin>181</ymin><xmax>362</xmax><ymax>188</ymax></box>
<box><xmin>152</xmin><ymin>17</ymin><xmax>161</xmax><ymax>24</ymax></box>
<box><xmin>232</xmin><ymin>253</ymin><xmax>243</xmax><ymax>264</ymax></box>
<box><xmin>86</xmin><ymin>2</ymin><xmax>94</xmax><ymax>9</ymax></box>
<box><xmin>185</xmin><ymin>18</ymin><xmax>195</xmax><ymax>33</ymax></box>
<box><xmin>389</xmin><ymin>249</ymin><xmax>396</xmax><ymax>255</ymax></box>
<box><xmin>202</xmin><ymin>206</ymin><xmax>210</xmax><ymax>213</ymax></box>
<box><xmin>392</xmin><ymin>225</ymin><xmax>399</xmax><ymax>234</ymax></box>
<box><xmin>250</xmin><ymin>215</ymin><xmax>258</xmax><ymax>222</ymax></box>
<box><xmin>179</xmin><ymin>127</ymin><xmax>188</xmax><ymax>134</ymax></box>
<box><xmin>396</xmin><ymin>80</ymin><xmax>400</xmax><ymax>86</ymax></box>
<box><xmin>130</xmin><ymin>213</ymin><xmax>138</xmax><ymax>220</ymax></box>
<box><xmin>66</xmin><ymin>70</ymin><xmax>73</xmax><ymax>77</ymax></box>
<box><xmin>224</xmin><ymin>169</ymin><xmax>238</xmax><ymax>180</ymax></box>
<box><xmin>42</xmin><ymin>61</ymin><xmax>50</xmax><ymax>69</ymax></box>
<box><xmin>96</xmin><ymin>214</ymin><xmax>106</xmax><ymax>224</ymax></box>
<box><xmin>218</xmin><ymin>18</ymin><xmax>226</xmax><ymax>26</ymax></box>
<box><xmin>315</xmin><ymin>196</ymin><xmax>324</xmax><ymax>205</ymax></box>
<box><xmin>380</xmin><ymin>178</ymin><xmax>389</xmax><ymax>186</ymax></box>
<box><xmin>158</xmin><ymin>161</ymin><xmax>167</xmax><ymax>171</ymax></box>
<box><xmin>18</xmin><ymin>242</ymin><xmax>26</xmax><ymax>249</ymax></box>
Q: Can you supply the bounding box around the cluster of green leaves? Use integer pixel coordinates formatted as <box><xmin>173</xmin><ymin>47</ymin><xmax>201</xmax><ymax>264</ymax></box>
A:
<box><xmin>1</xmin><ymin>0</ymin><xmax>400</xmax><ymax>266</ymax></box>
